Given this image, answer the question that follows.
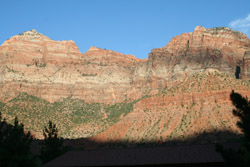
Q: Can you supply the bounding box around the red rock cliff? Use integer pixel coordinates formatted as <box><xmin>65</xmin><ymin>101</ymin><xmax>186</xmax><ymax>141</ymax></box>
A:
<box><xmin>131</xmin><ymin>26</ymin><xmax>250</xmax><ymax>96</ymax></box>
<box><xmin>0</xmin><ymin>26</ymin><xmax>250</xmax><ymax>104</ymax></box>
<box><xmin>0</xmin><ymin>30</ymin><xmax>144</xmax><ymax>103</ymax></box>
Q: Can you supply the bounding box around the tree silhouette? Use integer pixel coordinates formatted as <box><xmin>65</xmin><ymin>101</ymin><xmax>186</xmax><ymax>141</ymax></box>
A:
<box><xmin>40</xmin><ymin>120</ymin><xmax>64</xmax><ymax>163</ymax></box>
<box><xmin>0</xmin><ymin>113</ymin><xmax>39</xmax><ymax>167</ymax></box>
<box><xmin>216</xmin><ymin>90</ymin><xmax>250</xmax><ymax>166</ymax></box>
<box><xmin>230</xmin><ymin>90</ymin><xmax>250</xmax><ymax>141</ymax></box>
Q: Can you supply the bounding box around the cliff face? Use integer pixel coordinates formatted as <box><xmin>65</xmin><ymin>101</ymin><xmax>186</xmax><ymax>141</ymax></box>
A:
<box><xmin>1</xmin><ymin>26</ymin><xmax>249</xmax><ymax>104</ymax></box>
<box><xmin>1</xmin><ymin>27</ymin><xmax>250</xmax><ymax>141</ymax></box>
<box><xmin>133</xmin><ymin>26</ymin><xmax>250</xmax><ymax>95</ymax></box>
<box><xmin>0</xmin><ymin>30</ymin><xmax>81</xmax><ymax>101</ymax></box>
<box><xmin>241</xmin><ymin>51</ymin><xmax>250</xmax><ymax>79</ymax></box>
<box><xmin>0</xmin><ymin>30</ymin><xmax>145</xmax><ymax>103</ymax></box>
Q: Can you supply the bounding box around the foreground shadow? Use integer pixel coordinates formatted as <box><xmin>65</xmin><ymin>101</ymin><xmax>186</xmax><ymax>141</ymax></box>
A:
<box><xmin>62</xmin><ymin>130</ymin><xmax>242</xmax><ymax>150</ymax></box>
<box><xmin>44</xmin><ymin>131</ymin><xmax>242</xmax><ymax>167</ymax></box>
<box><xmin>2</xmin><ymin>120</ymin><xmax>242</xmax><ymax>166</ymax></box>
<box><xmin>2</xmin><ymin>119</ymin><xmax>242</xmax><ymax>151</ymax></box>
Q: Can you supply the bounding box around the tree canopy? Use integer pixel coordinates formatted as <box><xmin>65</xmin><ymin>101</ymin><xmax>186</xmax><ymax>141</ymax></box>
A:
<box><xmin>40</xmin><ymin>120</ymin><xmax>65</xmax><ymax>163</ymax></box>
<box><xmin>0</xmin><ymin>113</ymin><xmax>39</xmax><ymax>167</ymax></box>
<box><xmin>216</xmin><ymin>90</ymin><xmax>250</xmax><ymax>166</ymax></box>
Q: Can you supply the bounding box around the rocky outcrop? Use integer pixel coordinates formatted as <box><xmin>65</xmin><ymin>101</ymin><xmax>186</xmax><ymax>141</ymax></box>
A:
<box><xmin>132</xmin><ymin>26</ymin><xmax>250</xmax><ymax>96</ymax></box>
<box><xmin>0</xmin><ymin>26</ymin><xmax>250</xmax><ymax>104</ymax></box>
<box><xmin>0</xmin><ymin>30</ymin><xmax>145</xmax><ymax>103</ymax></box>
<box><xmin>241</xmin><ymin>51</ymin><xmax>250</xmax><ymax>79</ymax></box>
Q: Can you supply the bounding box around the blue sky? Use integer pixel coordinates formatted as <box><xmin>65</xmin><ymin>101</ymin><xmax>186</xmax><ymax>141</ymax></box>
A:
<box><xmin>1</xmin><ymin>0</ymin><xmax>250</xmax><ymax>59</ymax></box>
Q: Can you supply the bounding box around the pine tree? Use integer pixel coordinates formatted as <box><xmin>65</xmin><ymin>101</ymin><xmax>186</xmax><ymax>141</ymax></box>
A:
<box><xmin>0</xmin><ymin>113</ymin><xmax>39</xmax><ymax>167</ymax></box>
<box><xmin>216</xmin><ymin>90</ymin><xmax>250</xmax><ymax>166</ymax></box>
<box><xmin>40</xmin><ymin>120</ymin><xmax>64</xmax><ymax>163</ymax></box>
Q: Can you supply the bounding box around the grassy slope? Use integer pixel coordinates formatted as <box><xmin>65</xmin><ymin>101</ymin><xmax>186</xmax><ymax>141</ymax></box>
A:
<box><xmin>0</xmin><ymin>93</ymin><xmax>140</xmax><ymax>139</ymax></box>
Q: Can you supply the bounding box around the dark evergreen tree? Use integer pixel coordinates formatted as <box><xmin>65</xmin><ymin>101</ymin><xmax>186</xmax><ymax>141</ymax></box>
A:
<box><xmin>216</xmin><ymin>90</ymin><xmax>250</xmax><ymax>166</ymax></box>
<box><xmin>40</xmin><ymin>120</ymin><xmax>64</xmax><ymax>163</ymax></box>
<box><xmin>0</xmin><ymin>113</ymin><xmax>39</xmax><ymax>167</ymax></box>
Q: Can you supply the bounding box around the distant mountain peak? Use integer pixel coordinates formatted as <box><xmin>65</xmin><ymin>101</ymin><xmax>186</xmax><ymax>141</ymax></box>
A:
<box><xmin>88</xmin><ymin>46</ymin><xmax>102</xmax><ymax>51</ymax></box>
<box><xmin>18</xmin><ymin>29</ymin><xmax>42</xmax><ymax>36</ymax></box>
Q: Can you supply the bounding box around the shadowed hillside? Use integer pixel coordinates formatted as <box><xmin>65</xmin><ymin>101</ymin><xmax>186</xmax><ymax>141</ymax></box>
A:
<box><xmin>63</xmin><ymin>130</ymin><xmax>242</xmax><ymax>150</ymax></box>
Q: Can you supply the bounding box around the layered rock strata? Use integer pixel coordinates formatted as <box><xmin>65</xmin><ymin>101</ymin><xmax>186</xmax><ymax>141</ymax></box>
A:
<box><xmin>0</xmin><ymin>26</ymin><xmax>250</xmax><ymax>104</ymax></box>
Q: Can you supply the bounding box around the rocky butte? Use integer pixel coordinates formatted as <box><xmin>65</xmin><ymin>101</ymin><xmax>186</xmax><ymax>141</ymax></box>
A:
<box><xmin>1</xmin><ymin>26</ymin><xmax>250</xmax><ymax>145</ymax></box>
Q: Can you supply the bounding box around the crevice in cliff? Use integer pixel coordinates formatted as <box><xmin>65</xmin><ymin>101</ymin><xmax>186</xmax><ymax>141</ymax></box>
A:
<box><xmin>235</xmin><ymin>66</ymin><xmax>241</xmax><ymax>79</ymax></box>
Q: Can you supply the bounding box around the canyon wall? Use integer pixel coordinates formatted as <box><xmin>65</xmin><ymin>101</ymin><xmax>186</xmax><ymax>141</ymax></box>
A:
<box><xmin>1</xmin><ymin>26</ymin><xmax>250</xmax><ymax>141</ymax></box>
<box><xmin>0</xmin><ymin>26</ymin><xmax>250</xmax><ymax>105</ymax></box>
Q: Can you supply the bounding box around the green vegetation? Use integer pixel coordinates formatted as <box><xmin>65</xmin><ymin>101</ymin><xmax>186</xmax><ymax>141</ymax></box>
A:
<box><xmin>81</xmin><ymin>73</ymin><xmax>97</xmax><ymax>77</ymax></box>
<box><xmin>6</xmin><ymin>66</ymin><xmax>18</xmax><ymax>73</ymax></box>
<box><xmin>40</xmin><ymin>120</ymin><xmax>66</xmax><ymax>163</ymax></box>
<box><xmin>0</xmin><ymin>113</ymin><xmax>40</xmax><ymax>167</ymax></box>
<box><xmin>39</xmin><ymin>63</ymin><xmax>47</xmax><ymax>68</ymax></box>
<box><xmin>99</xmin><ymin>62</ymin><xmax>108</xmax><ymax>66</ymax></box>
<box><xmin>105</xmin><ymin>101</ymin><xmax>133</xmax><ymax>122</ymax></box>
<box><xmin>208</xmin><ymin>27</ymin><xmax>227</xmax><ymax>35</ymax></box>
<box><xmin>163</xmin><ymin>71</ymin><xmax>250</xmax><ymax>95</ymax></box>
<box><xmin>208</xmin><ymin>27</ymin><xmax>243</xmax><ymax>36</ymax></box>
<box><xmin>0</xmin><ymin>101</ymin><xmax>4</xmax><ymax>111</ymax></box>
<box><xmin>0</xmin><ymin>113</ymin><xmax>68</xmax><ymax>166</ymax></box>
<box><xmin>0</xmin><ymin>92</ymin><xmax>143</xmax><ymax>139</ymax></box>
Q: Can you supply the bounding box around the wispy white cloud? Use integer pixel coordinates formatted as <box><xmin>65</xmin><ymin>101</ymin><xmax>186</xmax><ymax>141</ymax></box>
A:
<box><xmin>229</xmin><ymin>14</ymin><xmax>250</xmax><ymax>36</ymax></box>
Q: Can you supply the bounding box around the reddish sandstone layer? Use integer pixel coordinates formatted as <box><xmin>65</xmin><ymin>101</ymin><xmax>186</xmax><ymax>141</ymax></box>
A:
<box><xmin>137</xmin><ymin>26</ymin><xmax>250</xmax><ymax>94</ymax></box>
<box><xmin>0</xmin><ymin>26</ymin><xmax>250</xmax><ymax>104</ymax></box>
<box><xmin>90</xmin><ymin>71</ymin><xmax>250</xmax><ymax>143</ymax></box>
<box><xmin>0</xmin><ymin>30</ymin><xmax>145</xmax><ymax>103</ymax></box>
